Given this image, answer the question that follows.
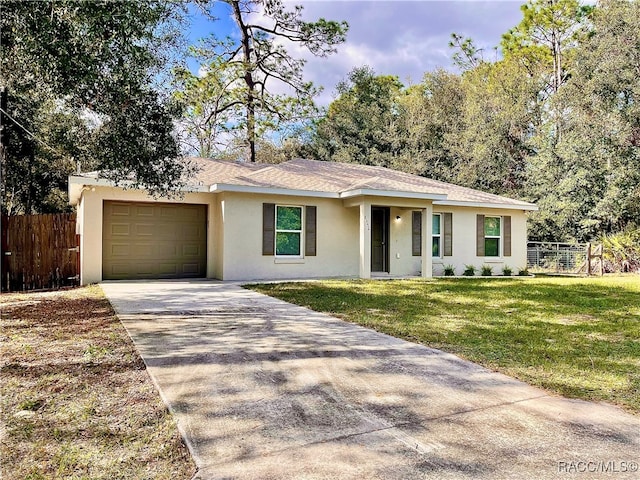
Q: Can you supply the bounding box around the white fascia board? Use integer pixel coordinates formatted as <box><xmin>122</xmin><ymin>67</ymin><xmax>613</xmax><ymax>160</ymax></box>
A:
<box><xmin>67</xmin><ymin>175</ymin><xmax>209</xmax><ymax>205</ymax></box>
<box><xmin>68</xmin><ymin>175</ymin><xmax>114</xmax><ymax>205</ymax></box>
<box><xmin>339</xmin><ymin>188</ymin><xmax>448</xmax><ymax>201</ymax></box>
<box><xmin>209</xmin><ymin>183</ymin><xmax>339</xmax><ymax>198</ymax></box>
<box><xmin>433</xmin><ymin>200</ymin><xmax>538</xmax><ymax>211</ymax></box>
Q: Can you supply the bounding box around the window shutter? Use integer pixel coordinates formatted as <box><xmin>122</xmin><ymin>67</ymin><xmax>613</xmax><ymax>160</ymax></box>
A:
<box><xmin>412</xmin><ymin>211</ymin><xmax>422</xmax><ymax>256</ymax></box>
<box><xmin>476</xmin><ymin>214</ymin><xmax>485</xmax><ymax>256</ymax></box>
<box><xmin>503</xmin><ymin>215</ymin><xmax>512</xmax><ymax>257</ymax></box>
<box><xmin>262</xmin><ymin>203</ymin><xmax>275</xmax><ymax>256</ymax></box>
<box><xmin>305</xmin><ymin>206</ymin><xmax>317</xmax><ymax>256</ymax></box>
<box><xmin>443</xmin><ymin>212</ymin><xmax>452</xmax><ymax>256</ymax></box>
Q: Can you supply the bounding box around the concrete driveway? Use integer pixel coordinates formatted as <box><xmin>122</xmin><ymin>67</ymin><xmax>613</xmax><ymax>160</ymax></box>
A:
<box><xmin>101</xmin><ymin>280</ymin><xmax>640</xmax><ymax>480</ymax></box>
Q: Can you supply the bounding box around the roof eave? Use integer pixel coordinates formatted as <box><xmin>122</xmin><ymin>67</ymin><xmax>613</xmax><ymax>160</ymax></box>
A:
<box><xmin>339</xmin><ymin>188</ymin><xmax>448</xmax><ymax>201</ymax></box>
<box><xmin>67</xmin><ymin>175</ymin><xmax>209</xmax><ymax>206</ymax></box>
<box><xmin>210</xmin><ymin>183</ymin><xmax>339</xmax><ymax>198</ymax></box>
<box><xmin>433</xmin><ymin>200</ymin><xmax>538</xmax><ymax>211</ymax></box>
<box><xmin>68</xmin><ymin>175</ymin><xmax>114</xmax><ymax>205</ymax></box>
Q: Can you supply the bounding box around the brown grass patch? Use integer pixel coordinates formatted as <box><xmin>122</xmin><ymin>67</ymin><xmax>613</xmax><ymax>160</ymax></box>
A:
<box><xmin>0</xmin><ymin>286</ymin><xmax>195</xmax><ymax>480</ymax></box>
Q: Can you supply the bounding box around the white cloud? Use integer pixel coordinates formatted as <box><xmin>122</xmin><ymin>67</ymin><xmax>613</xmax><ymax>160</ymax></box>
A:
<box><xmin>291</xmin><ymin>1</ymin><xmax>524</xmax><ymax>105</ymax></box>
<box><xmin>186</xmin><ymin>1</ymin><xmax>525</xmax><ymax>107</ymax></box>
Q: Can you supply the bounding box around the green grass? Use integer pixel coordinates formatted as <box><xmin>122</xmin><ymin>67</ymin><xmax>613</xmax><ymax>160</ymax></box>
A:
<box><xmin>249</xmin><ymin>276</ymin><xmax>640</xmax><ymax>413</ymax></box>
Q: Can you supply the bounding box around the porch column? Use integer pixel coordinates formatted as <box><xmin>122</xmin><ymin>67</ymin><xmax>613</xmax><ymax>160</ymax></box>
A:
<box><xmin>359</xmin><ymin>201</ymin><xmax>372</xmax><ymax>279</ymax></box>
<box><xmin>421</xmin><ymin>204</ymin><xmax>433</xmax><ymax>278</ymax></box>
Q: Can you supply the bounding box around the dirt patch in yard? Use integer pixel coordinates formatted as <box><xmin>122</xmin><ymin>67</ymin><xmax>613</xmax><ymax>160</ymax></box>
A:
<box><xmin>0</xmin><ymin>286</ymin><xmax>195</xmax><ymax>480</ymax></box>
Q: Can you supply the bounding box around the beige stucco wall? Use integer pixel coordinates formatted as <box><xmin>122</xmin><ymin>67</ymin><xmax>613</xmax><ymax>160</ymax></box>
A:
<box><xmin>368</xmin><ymin>205</ymin><xmax>529</xmax><ymax>277</ymax></box>
<box><xmin>389</xmin><ymin>206</ymin><xmax>422</xmax><ymax>276</ymax></box>
<box><xmin>77</xmin><ymin>186</ymin><xmax>218</xmax><ymax>285</ymax></box>
<box><xmin>431</xmin><ymin>206</ymin><xmax>529</xmax><ymax>276</ymax></box>
<box><xmin>220</xmin><ymin>192</ymin><xmax>361</xmax><ymax>281</ymax></box>
<box><xmin>75</xmin><ymin>184</ymin><xmax>530</xmax><ymax>283</ymax></box>
<box><xmin>211</xmin><ymin>196</ymin><xmax>225</xmax><ymax>280</ymax></box>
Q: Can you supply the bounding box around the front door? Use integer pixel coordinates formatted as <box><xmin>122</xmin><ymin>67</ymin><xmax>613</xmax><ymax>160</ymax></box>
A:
<box><xmin>371</xmin><ymin>207</ymin><xmax>389</xmax><ymax>272</ymax></box>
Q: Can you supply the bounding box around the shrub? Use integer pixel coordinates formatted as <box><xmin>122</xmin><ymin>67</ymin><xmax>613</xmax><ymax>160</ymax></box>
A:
<box><xmin>518</xmin><ymin>267</ymin><xmax>529</xmax><ymax>276</ymax></box>
<box><xmin>463</xmin><ymin>265</ymin><xmax>476</xmax><ymax>276</ymax></box>
<box><xmin>601</xmin><ymin>227</ymin><xmax>640</xmax><ymax>272</ymax></box>
<box><xmin>502</xmin><ymin>265</ymin><xmax>513</xmax><ymax>276</ymax></box>
<box><xmin>443</xmin><ymin>264</ymin><xmax>455</xmax><ymax>276</ymax></box>
<box><xmin>480</xmin><ymin>264</ymin><xmax>493</xmax><ymax>276</ymax></box>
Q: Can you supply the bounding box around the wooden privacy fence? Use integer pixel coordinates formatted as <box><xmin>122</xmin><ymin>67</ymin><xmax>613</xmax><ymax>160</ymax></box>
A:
<box><xmin>1</xmin><ymin>213</ymin><xmax>79</xmax><ymax>292</ymax></box>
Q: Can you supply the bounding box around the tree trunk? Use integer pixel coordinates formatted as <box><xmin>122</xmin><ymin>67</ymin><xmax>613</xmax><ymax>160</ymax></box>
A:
<box><xmin>232</xmin><ymin>0</ymin><xmax>257</xmax><ymax>162</ymax></box>
<box><xmin>247</xmin><ymin>84</ymin><xmax>256</xmax><ymax>163</ymax></box>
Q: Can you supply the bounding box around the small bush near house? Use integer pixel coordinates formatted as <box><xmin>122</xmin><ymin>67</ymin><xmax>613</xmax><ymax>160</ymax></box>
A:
<box><xmin>443</xmin><ymin>264</ymin><xmax>456</xmax><ymax>276</ymax></box>
<box><xmin>463</xmin><ymin>265</ymin><xmax>476</xmax><ymax>276</ymax></box>
<box><xmin>518</xmin><ymin>267</ymin><xmax>530</xmax><ymax>276</ymax></box>
<box><xmin>481</xmin><ymin>265</ymin><xmax>493</xmax><ymax>276</ymax></box>
<box><xmin>502</xmin><ymin>265</ymin><xmax>513</xmax><ymax>276</ymax></box>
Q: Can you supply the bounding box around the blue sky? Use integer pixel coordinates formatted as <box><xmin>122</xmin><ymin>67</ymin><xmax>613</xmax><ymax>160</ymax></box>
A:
<box><xmin>182</xmin><ymin>1</ymin><xmax>525</xmax><ymax>106</ymax></box>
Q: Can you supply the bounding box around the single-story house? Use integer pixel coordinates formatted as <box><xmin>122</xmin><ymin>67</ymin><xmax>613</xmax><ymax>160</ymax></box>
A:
<box><xmin>68</xmin><ymin>158</ymin><xmax>537</xmax><ymax>284</ymax></box>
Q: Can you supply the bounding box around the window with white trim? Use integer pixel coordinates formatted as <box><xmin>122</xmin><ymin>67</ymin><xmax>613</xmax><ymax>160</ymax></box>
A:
<box><xmin>484</xmin><ymin>216</ymin><xmax>501</xmax><ymax>257</ymax></box>
<box><xmin>275</xmin><ymin>205</ymin><xmax>303</xmax><ymax>256</ymax></box>
<box><xmin>432</xmin><ymin>214</ymin><xmax>441</xmax><ymax>257</ymax></box>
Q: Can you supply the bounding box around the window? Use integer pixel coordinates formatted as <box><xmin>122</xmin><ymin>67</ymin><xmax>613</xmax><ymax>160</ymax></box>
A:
<box><xmin>413</xmin><ymin>211</ymin><xmax>452</xmax><ymax>257</ymax></box>
<box><xmin>484</xmin><ymin>216</ymin><xmax>501</xmax><ymax>257</ymax></box>
<box><xmin>263</xmin><ymin>204</ymin><xmax>316</xmax><ymax>257</ymax></box>
<box><xmin>276</xmin><ymin>205</ymin><xmax>302</xmax><ymax>256</ymax></box>
<box><xmin>432</xmin><ymin>214</ymin><xmax>441</xmax><ymax>257</ymax></box>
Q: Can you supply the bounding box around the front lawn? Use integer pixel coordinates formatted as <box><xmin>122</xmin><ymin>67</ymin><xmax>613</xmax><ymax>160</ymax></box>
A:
<box><xmin>249</xmin><ymin>276</ymin><xmax>640</xmax><ymax>413</ymax></box>
<box><xmin>0</xmin><ymin>286</ymin><xmax>195</xmax><ymax>480</ymax></box>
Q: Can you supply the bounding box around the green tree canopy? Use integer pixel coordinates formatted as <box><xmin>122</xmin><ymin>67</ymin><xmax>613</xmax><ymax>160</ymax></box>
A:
<box><xmin>176</xmin><ymin>0</ymin><xmax>348</xmax><ymax>162</ymax></box>
<box><xmin>527</xmin><ymin>0</ymin><xmax>640</xmax><ymax>240</ymax></box>
<box><xmin>312</xmin><ymin>66</ymin><xmax>404</xmax><ymax>168</ymax></box>
<box><xmin>501</xmin><ymin>0</ymin><xmax>593</xmax><ymax>96</ymax></box>
<box><xmin>0</xmin><ymin>0</ymin><xmax>193</xmax><ymax>214</ymax></box>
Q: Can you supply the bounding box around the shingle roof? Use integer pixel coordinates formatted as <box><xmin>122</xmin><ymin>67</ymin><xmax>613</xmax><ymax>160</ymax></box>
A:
<box><xmin>188</xmin><ymin>156</ymin><xmax>263</xmax><ymax>185</ymax></box>
<box><xmin>189</xmin><ymin>157</ymin><xmax>536</xmax><ymax>209</ymax></box>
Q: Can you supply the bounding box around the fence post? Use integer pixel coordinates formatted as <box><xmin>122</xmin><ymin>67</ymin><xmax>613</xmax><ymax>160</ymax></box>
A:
<box><xmin>597</xmin><ymin>244</ymin><xmax>604</xmax><ymax>276</ymax></box>
<box><xmin>586</xmin><ymin>243</ymin><xmax>592</xmax><ymax>276</ymax></box>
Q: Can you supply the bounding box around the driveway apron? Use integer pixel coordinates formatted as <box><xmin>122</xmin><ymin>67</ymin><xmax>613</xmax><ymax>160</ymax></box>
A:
<box><xmin>100</xmin><ymin>280</ymin><xmax>640</xmax><ymax>480</ymax></box>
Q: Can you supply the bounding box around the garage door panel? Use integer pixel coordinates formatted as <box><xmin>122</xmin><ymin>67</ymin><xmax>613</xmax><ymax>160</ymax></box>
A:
<box><xmin>108</xmin><ymin>263</ymin><xmax>131</xmax><ymax>276</ymax></box>
<box><xmin>132</xmin><ymin>243</ymin><xmax>155</xmax><ymax>257</ymax></box>
<box><xmin>110</xmin><ymin>204</ymin><xmax>131</xmax><ymax>216</ymax></box>
<box><xmin>135</xmin><ymin>205</ymin><xmax>155</xmax><ymax>216</ymax></box>
<box><xmin>103</xmin><ymin>201</ymin><xmax>207</xmax><ymax>280</ymax></box>
<box><xmin>135</xmin><ymin>223</ymin><xmax>155</xmax><ymax>236</ymax></box>
<box><xmin>110</xmin><ymin>244</ymin><xmax>131</xmax><ymax>256</ymax></box>
<box><xmin>160</xmin><ymin>206</ymin><xmax>179</xmax><ymax>218</ymax></box>
<box><xmin>156</xmin><ymin>224</ymin><xmax>178</xmax><ymax>239</ymax></box>
<box><xmin>158</xmin><ymin>263</ymin><xmax>179</xmax><ymax>275</ymax></box>
<box><xmin>182</xmin><ymin>224</ymin><xmax>201</xmax><ymax>240</ymax></box>
<box><xmin>182</xmin><ymin>263</ymin><xmax>201</xmax><ymax>275</ymax></box>
<box><xmin>181</xmin><ymin>206</ymin><xmax>202</xmax><ymax>219</ymax></box>
<box><xmin>156</xmin><ymin>243</ymin><xmax>177</xmax><ymax>257</ymax></box>
<box><xmin>110</xmin><ymin>223</ymin><xmax>130</xmax><ymax>236</ymax></box>
<box><xmin>132</xmin><ymin>262</ymin><xmax>156</xmax><ymax>276</ymax></box>
<box><xmin>182</xmin><ymin>244</ymin><xmax>202</xmax><ymax>257</ymax></box>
